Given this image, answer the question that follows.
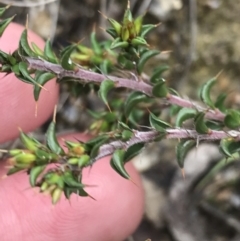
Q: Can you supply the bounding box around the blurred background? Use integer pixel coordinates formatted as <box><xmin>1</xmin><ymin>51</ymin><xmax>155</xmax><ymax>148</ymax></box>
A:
<box><xmin>1</xmin><ymin>0</ymin><xmax>240</xmax><ymax>240</ymax></box>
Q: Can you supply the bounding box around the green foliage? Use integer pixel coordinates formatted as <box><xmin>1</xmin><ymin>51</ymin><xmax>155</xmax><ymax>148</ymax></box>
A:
<box><xmin>1</xmin><ymin>1</ymin><xmax>240</xmax><ymax>205</ymax></box>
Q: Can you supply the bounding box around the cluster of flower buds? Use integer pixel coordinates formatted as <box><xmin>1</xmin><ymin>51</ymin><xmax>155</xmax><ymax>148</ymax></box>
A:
<box><xmin>5</xmin><ymin>121</ymin><xmax>93</xmax><ymax>204</ymax></box>
<box><xmin>38</xmin><ymin>169</ymin><xmax>88</xmax><ymax>204</ymax></box>
<box><xmin>71</xmin><ymin>32</ymin><xmax>116</xmax><ymax>73</ymax></box>
<box><xmin>105</xmin><ymin>1</ymin><xmax>158</xmax><ymax>50</ymax></box>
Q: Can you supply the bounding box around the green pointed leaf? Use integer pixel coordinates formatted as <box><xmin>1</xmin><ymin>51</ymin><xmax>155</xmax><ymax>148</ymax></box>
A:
<box><xmin>34</xmin><ymin>72</ymin><xmax>55</xmax><ymax>101</ymax></box>
<box><xmin>152</xmin><ymin>78</ymin><xmax>168</xmax><ymax>98</ymax></box>
<box><xmin>215</xmin><ymin>93</ymin><xmax>227</xmax><ymax>113</ymax></box>
<box><xmin>118</xmin><ymin>121</ymin><xmax>132</xmax><ymax>131</ymax></box>
<box><xmin>98</xmin><ymin>80</ymin><xmax>115</xmax><ymax>108</ymax></box>
<box><xmin>137</xmin><ymin>49</ymin><xmax>159</xmax><ymax>74</ymax></box>
<box><xmin>140</xmin><ymin>24</ymin><xmax>157</xmax><ymax>37</ymax></box>
<box><xmin>176</xmin><ymin>108</ymin><xmax>196</xmax><ymax>127</ymax></box>
<box><xmin>124</xmin><ymin>91</ymin><xmax>149</xmax><ymax>117</ymax></box>
<box><xmin>44</xmin><ymin>39</ymin><xmax>58</xmax><ymax>63</ymax></box>
<box><xmin>110</xmin><ymin>149</ymin><xmax>130</xmax><ymax>179</ymax></box>
<box><xmin>150</xmin><ymin>65</ymin><xmax>169</xmax><ymax>83</ymax></box>
<box><xmin>18</xmin><ymin>62</ymin><xmax>40</xmax><ymax>85</ymax></box>
<box><xmin>7</xmin><ymin>167</ymin><xmax>23</xmax><ymax>175</ymax></box>
<box><xmin>169</xmin><ymin>105</ymin><xmax>182</xmax><ymax>117</ymax></box>
<box><xmin>176</xmin><ymin>140</ymin><xmax>196</xmax><ymax>168</ymax></box>
<box><xmin>124</xmin><ymin>143</ymin><xmax>144</xmax><ymax>162</ymax></box>
<box><xmin>60</xmin><ymin>45</ymin><xmax>76</xmax><ymax>70</ymax></box>
<box><xmin>224</xmin><ymin>110</ymin><xmax>240</xmax><ymax>129</ymax></box>
<box><xmin>0</xmin><ymin>5</ymin><xmax>10</xmax><ymax>17</ymax></box>
<box><xmin>19</xmin><ymin>29</ymin><xmax>37</xmax><ymax>57</ymax></box>
<box><xmin>149</xmin><ymin>112</ymin><xmax>171</xmax><ymax>132</ymax></box>
<box><xmin>91</xmin><ymin>32</ymin><xmax>102</xmax><ymax>55</ymax></box>
<box><xmin>220</xmin><ymin>138</ymin><xmax>234</xmax><ymax>158</ymax></box>
<box><xmin>200</xmin><ymin>77</ymin><xmax>216</xmax><ymax>109</ymax></box>
<box><xmin>46</xmin><ymin>121</ymin><xmax>65</xmax><ymax>155</ymax></box>
<box><xmin>63</xmin><ymin>171</ymin><xmax>84</xmax><ymax>188</ymax></box>
<box><xmin>0</xmin><ymin>16</ymin><xmax>15</xmax><ymax>37</ymax></box>
<box><xmin>118</xmin><ymin>55</ymin><xmax>135</xmax><ymax>70</ymax></box>
<box><xmin>85</xmin><ymin>135</ymin><xmax>108</xmax><ymax>147</ymax></box>
<box><xmin>194</xmin><ymin>112</ymin><xmax>210</xmax><ymax>134</ymax></box>
<box><xmin>106</xmin><ymin>28</ymin><xmax>118</xmax><ymax>38</ymax></box>
<box><xmin>31</xmin><ymin>42</ymin><xmax>44</xmax><ymax>56</ymax></box>
<box><xmin>29</xmin><ymin>165</ymin><xmax>46</xmax><ymax>187</ymax></box>
<box><xmin>89</xmin><ymin>137</ymin><xmax>108</xmax><ymax>159</ymax></box>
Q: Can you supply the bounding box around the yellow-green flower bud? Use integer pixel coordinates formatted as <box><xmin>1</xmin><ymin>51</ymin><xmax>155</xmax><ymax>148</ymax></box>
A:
<box><xmin>134</xmin><ymin>14</ymin><xmax>144</xmax><ymax>35</ymax></box>
<box><xmin>40</xmin><ymin>181</ymin><xmax>49</xmax><ymax>192</ymax></box>
<box><xmin>15</xmin><ymin>153</ymin><xmax>36</xmax><ymax>164</ymax></box>
<box><xmin>78</xmin><ymin>154</ymin><xmax>90</xmax><ymax>167</ymax></box>
<box><xmin>67</xmin><ymin>157</ymin><xmax>79</xmax><ymax>165</ymax></box>
<box><xmin>20</xmin><ymin>131</ymin><xmax>39</xmax><ymax>152</ymax></box>
<box><xmin>9</xmin><ymin>149</ymin><xmax>23</xmax><ymax>156</ymax></box>
<box><xmin>121</xmin><ymin>26</ymin><xmax>130</xmax><ymax>41</ymax></box>
<box><xmin>51</xmin><ymin>187</ymin><xmax>62</xmax><ymax>204</ymax></box>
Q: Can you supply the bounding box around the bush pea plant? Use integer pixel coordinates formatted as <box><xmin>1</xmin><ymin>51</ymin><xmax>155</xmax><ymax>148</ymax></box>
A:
<box><xmin>0</xmin><ymin>2</ymin><xmax>239</xmax><ymax>204</ymax></box>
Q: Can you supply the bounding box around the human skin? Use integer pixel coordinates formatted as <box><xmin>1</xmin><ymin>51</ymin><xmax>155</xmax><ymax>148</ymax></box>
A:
<box><xmin>0</xmin><ymin>23</ymin><xmax>144</xmax><ymax>241</ymax></box>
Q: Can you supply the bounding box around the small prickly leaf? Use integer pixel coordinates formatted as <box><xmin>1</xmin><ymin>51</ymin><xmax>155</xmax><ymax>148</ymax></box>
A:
<box><xmin>34</xmin><ymin>71</ymin><xmax>55</xmax><ymax>101</ymax></box>
<box><xmin>0</xmin><ymin>16</ymin><xmax>15</xmax><ymax>37</ymax></box>
<box><xmin>111</xmin><ymin>40</ymin><xmax>129</xmax><ymax>49</ymax></box>
<box><xmin>29</xmin><ymin>165</ymin><xmax>46</xmax><ymax>187</ymax></box>
<box><xmin>19</xmin><ymin>29</ymin><xmax>37</xmax><ymax>57</ymax></box>
<box><xmin>46</xmin><ymin>122</ymin><xmax>65</xmax><ymax>155</ymax></box>
<box><xmin>63</xmin><ymin>171</ymin><xmax>84</xmax><ymax>188</ymax></box>
<box><xmin>44</xmin><ymin>39</ymin><xmax>58</xmax><ymax>63</ymax></box>
<box><xmin>220</xmin><ymin>138</ymin><xmax>234</xmax><ymax>158</ymax></box>
<box><xmin>60</xmin><ymin>45</ymin><xmax>76</xmax><ymax>70</ymax></box>
<box><xmin>140</xmin><ymin>24</ymin><xmax>158</xmax><ymax>37</ymax></box>
<box><xmin>215</xmin><ymin>93</ymin><xmax>227</xmax><ymax>113</ymax></box>
<box><xmin>224</xmin><ymin>110</ymin><xmax>240</xmax><ymax>129</ymax></box>
<box><xmin>150</xmin><ymin>65</ymin><xmax>169</xmax><ymax>83</ymax></box>
<box><xmin>200</xmin><ymin>77</ymin><xmax>216</xmax><ymax>109</ymax></box>
<box><xmin>152</xmin><ymin>79</ymin><xmax>168</xmax><ymax>98</ymax></box>
<box><xmin>124</xmin><ymin>91</ymin><xmax>149</xmax><ymax>117</ymax></box>
<box><xmin>110</xmin><ymin>149</ymin><xmax>130</xmax><ymax>179</ymax></box>
<box><xmin>131</xmin><ymin>36</ymin><xmax>148</xmax><ymax>47</ymax></box>
<box><xmin>175</xmin><ymin>108</ymin><xmax>196</xmax><ymax>127</ymax></box>
<box><xmin>121</xmin><ymin>130</ymin><xmax>133</xmax><ymax>141</ymax></box>
<box><xmin>149</xmin><ymin>112</ymin><xmax>171</xmax><ymax>132</ymax></box>
<box><xmin>106</xmin><ymin>28</ymin><xmax>118</xmax><ymax>38</ymax></box>
<box><xmin>0</xmin><ymin>5</ymin><xmax>10</xmax><ymax>17</ymax></box>
<box><xmin>176</xmin><ymin>140</ymin><xmax>196</xmax><ymax>168</ymax></box>
<box><xmin>194</xmin><ymin>112</ymin><xmax>211</xmax><ymax>134</ymax></box>
<box><xmin>90</xmin><ymin>32</ymin><xmax>102</xmax><ymax>56</ymax></box>
<box><xmin>124</xmin><ymin>143</ymin><xmax>144</xmax><ymax>162</ymax></box>
<box><xmin>98</xmin><ymin>79</ymin><xmax>115</xmax><ymax>109</ymax></box>
<box><xmin>7</xmin><ymin>167</ymin><xmax>23</xmax><ymax>175</ymax></box>
<box><xmin>108</xmin><ymin>19</ymin><xmax>122</xmax><ymax>36</ymax></box>
<box><xmin>137</xmin><ymin>49</ymin><xmax>159</xmax><ymax>74</ymax></box>
<box><xmin>31</xmin><ymin>42</ymin><xmax>44</xmax><ymax>56</ymax></box>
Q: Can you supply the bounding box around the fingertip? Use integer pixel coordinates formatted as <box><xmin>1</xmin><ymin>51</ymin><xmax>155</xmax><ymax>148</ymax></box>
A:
<box><xmin>0</xmin><ymin>23</ymin><xmax>59</xmax><ymax>143</ymax></box>
<box><xmin>0</xmin><ymin>133</ymin><xmax>144</xmax><ymax>241</ymax></box>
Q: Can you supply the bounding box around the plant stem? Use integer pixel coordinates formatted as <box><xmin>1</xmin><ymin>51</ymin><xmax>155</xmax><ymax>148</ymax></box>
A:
<box><xmin>92</xmin><ymin>128</ymin><xmax>238</xmax><ymax>163</ymax></box>
<box><xmin>25</xmin><ymin>57</ymin><xmax>226</xmax><ymax>122</ymax></box>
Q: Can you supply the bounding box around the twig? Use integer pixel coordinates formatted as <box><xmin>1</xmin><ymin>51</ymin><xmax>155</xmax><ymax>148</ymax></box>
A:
<box><xmin>25</xmin><ymin>57</ymin><xmax>226</xmax><ymax>122</ymax></box>
<box><xmin>91</xmin><ymin>128</ymin><xmax>239</xmax><ymax>163</ymax></box>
